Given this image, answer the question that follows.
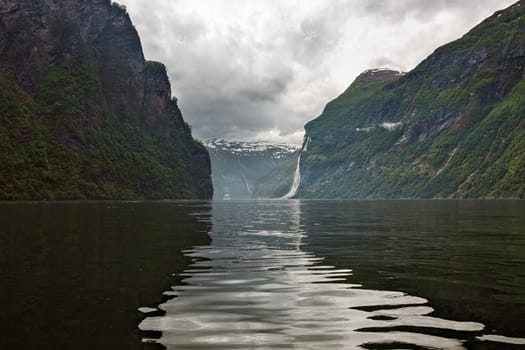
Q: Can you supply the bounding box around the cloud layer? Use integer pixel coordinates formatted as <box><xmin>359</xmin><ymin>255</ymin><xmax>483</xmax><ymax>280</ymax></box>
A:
<box><xmin>122</xmin><ymin>0</ymin><xmax>515</xmax><ymax>144</ymax></box>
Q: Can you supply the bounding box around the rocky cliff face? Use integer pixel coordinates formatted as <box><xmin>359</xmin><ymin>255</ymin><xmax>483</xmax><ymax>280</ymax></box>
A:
<box><xmin>299</xmin><ymin>1</ymin><xmax>525</xmax><ymax>199</ymax></box>
<box><xmin>0</xmin><ymin>0</ymin><xmax>212</xmax><ymax>199</ymax></box>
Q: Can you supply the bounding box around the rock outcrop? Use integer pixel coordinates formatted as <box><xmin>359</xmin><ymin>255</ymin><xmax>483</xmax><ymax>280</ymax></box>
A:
<box><xmin>0</xmin><ymin>0</ymin><xmax>212</xmax><ymax>199</ymax></box>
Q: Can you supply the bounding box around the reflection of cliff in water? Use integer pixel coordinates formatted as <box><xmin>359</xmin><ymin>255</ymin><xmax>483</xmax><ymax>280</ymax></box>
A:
<box><xmin>0</xmin><ymin>202</ymin><xmax>212</xmax><ymax>350</ymax></box>
<box><xmin>139</xmin><ymin>201</ymin><xmax>522</xmax><ymax>349</ymax></box>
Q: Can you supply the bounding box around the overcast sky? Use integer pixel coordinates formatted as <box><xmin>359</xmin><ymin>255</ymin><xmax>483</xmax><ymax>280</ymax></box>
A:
<box><xmin>122</xmin><ymin>0</ymin><xmax>515</xmax><ymax>144</ymax></box>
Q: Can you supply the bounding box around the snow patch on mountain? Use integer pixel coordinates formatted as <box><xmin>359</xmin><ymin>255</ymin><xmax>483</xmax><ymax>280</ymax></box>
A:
<box><xmin>205</xmin><ymin>140</ymin><xmax>300</xmax><ymax>159</ymax></box>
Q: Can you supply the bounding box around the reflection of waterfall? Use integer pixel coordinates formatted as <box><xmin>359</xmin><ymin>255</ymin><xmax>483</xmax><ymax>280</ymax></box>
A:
<box><xmin>137</xmin><ymin>201</ymin><xmax>501</xmax><ymax>350</ymax></box>
<box><xmin>281</xmin><ymin>137</ymin><xmax>310</xmax><ymax>199</ymax></box>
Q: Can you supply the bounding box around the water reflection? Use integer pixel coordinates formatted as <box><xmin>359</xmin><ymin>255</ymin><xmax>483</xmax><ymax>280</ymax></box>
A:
<box><xmin>139</xmin><ymin>201</ymin><xmax>507</xmax><ymax>349</ymax></box>
<box><xmin>0</xmin><ymin>202</ymin><xmax>211</xmax><ymax>350</ymax></box>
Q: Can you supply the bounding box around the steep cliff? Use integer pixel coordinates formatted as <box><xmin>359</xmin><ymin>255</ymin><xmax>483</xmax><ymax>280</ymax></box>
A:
<box><xmin>0</xmin><ymin>0</ymin><xmax>212</xmax><ymax>199</ymax></box>
<box><xmin>299</xmin><ymin>1</ymin><xmax>525</xmax><ymax>199</ymax></box>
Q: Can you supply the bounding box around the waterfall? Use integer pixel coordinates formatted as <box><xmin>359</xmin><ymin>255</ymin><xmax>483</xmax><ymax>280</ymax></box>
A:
<box><xmin>240</xmin><ymin>172</ymin><xmax>252</xmax><ymax>194</ymax></box>
<box><xmin>281</xmin><ymin>137</ymin><xmax>310</xmax><ymax>199</ymax></box>
<box><xmin>281</xmin><ymin>153</ymin><xmax>302</xmax><ymax>199</ymax></box>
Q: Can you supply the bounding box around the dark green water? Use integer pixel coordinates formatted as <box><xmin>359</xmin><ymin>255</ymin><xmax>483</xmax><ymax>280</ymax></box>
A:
<box><xmin>0</xmin><ymin>202</ymin><xmax>211</xmax><ymax>350</ymax></box>
<box><xmin>1</xmin><ymin>200</ymin><xmax>524</xmax><ymax>349</ymax></box>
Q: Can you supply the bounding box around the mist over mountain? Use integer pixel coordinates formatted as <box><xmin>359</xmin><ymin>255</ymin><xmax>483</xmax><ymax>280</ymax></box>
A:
<box><xmin>205</xmin><ymin>140</ymin><xmax>298</xmax><ymax>200</ymax></box>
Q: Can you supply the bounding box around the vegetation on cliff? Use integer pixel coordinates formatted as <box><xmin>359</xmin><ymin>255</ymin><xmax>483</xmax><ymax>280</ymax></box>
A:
<box><xmin>0</xmin><ymin>0</ymin><xmax>212</xmax><ymax>199</ymax></box>
<box><xmin>299</xmin><ymin>1</ymin><xmax>525</xmax><ymax>199</ymax></box>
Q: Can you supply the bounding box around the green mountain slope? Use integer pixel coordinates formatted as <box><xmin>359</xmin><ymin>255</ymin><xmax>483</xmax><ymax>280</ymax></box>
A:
<box><xmin>299</xmin><ymin>1</ymin><xmax>525</xmax><ymax>199</ymax></box>
<box><xmin>0</xmin><ymin>0</ymin><xmax>212</xmax><ymax>200</ymax></box>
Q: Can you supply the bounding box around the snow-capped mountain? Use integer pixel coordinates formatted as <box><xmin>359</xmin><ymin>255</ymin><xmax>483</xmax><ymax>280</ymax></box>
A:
<box><xmin>204</xmin><ymin>140</ymin><xmax>300</xmax><ymax>200</ymax></box>
<box><xmin>204</xmin><ymin>140</ymin><xmax>298</xmax><ymax>158</ymax></box>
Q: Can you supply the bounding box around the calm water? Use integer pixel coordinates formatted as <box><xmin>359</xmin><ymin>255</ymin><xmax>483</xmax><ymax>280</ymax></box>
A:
<box><xmin>1</xmin><ymin>200</ymin><xmax>524</xmax><ymax>349</ymax></box>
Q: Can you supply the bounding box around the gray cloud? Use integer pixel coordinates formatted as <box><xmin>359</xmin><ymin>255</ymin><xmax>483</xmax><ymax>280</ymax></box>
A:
<box><xmin>123</xmin><ymin>0</ymin><xmax>515</xmax><ymax>144</ymax></box>
<box><xmin>238</xmin><ymin>76</ymin><xmax>290</xmax><ymax>103</ymax></box>
<box><xmin>361</xmin><ymin>0</ymin><xmax>512</xmax><ymax>22</ymax></box>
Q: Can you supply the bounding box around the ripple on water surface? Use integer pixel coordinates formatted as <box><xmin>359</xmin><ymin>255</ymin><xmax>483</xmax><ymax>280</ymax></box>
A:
<box><xmin>139</xmin><ymin>201</ymin><xmax>525</xmax><ymax>350</ymax></box>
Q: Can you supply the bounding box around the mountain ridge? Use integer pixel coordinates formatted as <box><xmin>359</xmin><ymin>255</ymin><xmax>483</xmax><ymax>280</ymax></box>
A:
<box><xmin>298</xmin><ymin>1</ymin><xmax>525</xmax><ymax>199</ymax></box>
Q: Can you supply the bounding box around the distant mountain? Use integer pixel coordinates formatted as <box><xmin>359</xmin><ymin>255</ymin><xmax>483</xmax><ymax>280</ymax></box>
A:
<box><xmin>298</xmin><ymin>1</ymin><xmax>525</xmax><ymax>199</ymax></box>
<box><xmin>205</xmin><ymin>140</ymin><xmax>299</xmax><ymax>199</ymax></box>
<box><xmin>0</xmin><ymin>0</ymin><xmax>212</xmax><ymax>199</ymax></box>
